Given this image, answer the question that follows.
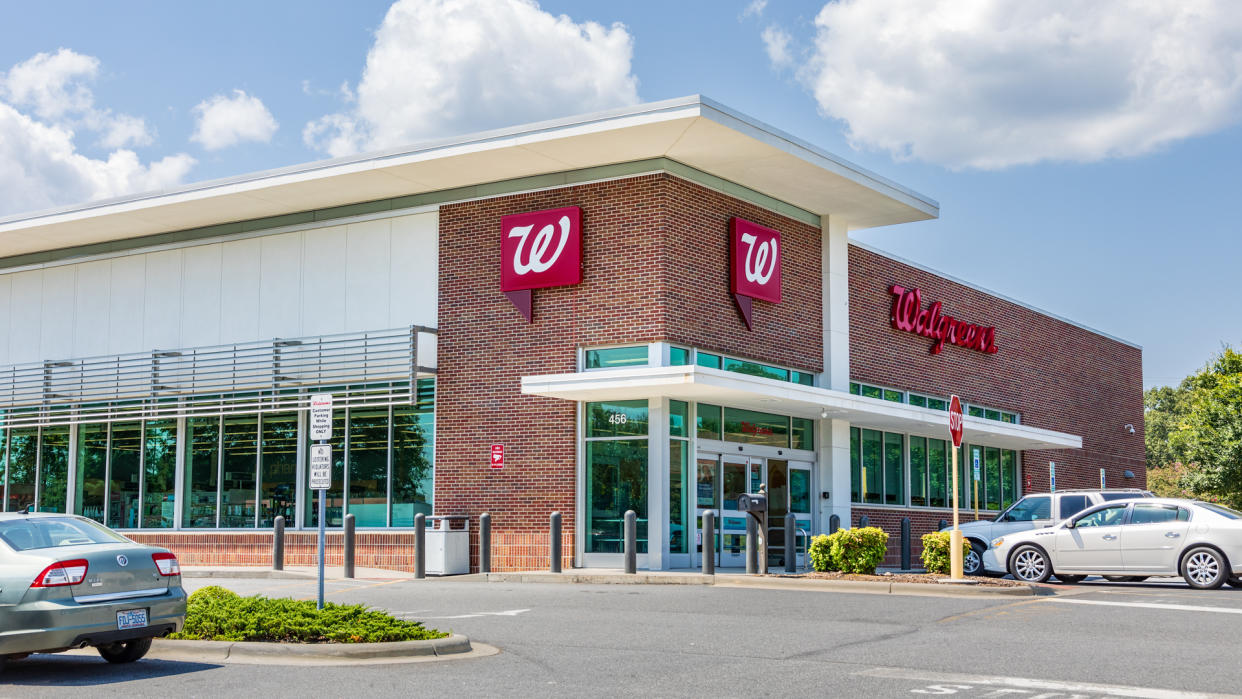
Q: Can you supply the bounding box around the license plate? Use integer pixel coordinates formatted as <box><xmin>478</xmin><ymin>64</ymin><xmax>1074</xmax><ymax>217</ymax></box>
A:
<box><xmin>116</xmin><ymin>609</ymin><xmax>148</xmax><ymax>630</ymax></box>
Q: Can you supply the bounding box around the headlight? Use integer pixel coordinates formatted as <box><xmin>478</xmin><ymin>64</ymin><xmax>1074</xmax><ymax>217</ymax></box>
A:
<box><xmin>991</xmin><ymin>537</ymin><xmax>1004</xmax><ymax>548</ymax></box>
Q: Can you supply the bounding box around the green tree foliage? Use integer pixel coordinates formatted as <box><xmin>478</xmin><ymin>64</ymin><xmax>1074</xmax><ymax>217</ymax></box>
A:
<box><xmin>1170</xmin><ymin>349</ymin><xmax>1242</xmax><ymax>507</ymax></box>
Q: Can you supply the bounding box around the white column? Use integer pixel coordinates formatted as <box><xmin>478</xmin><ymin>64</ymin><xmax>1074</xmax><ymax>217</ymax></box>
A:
<box><xmin>647</xmin><ymin>397</ymin><xmax>669</xmax><ymax>570</ymax></box>
<box><xmin>819</xmin><ymin>215</ymin><xmax>852</xmax><ymax>532</ymax></box>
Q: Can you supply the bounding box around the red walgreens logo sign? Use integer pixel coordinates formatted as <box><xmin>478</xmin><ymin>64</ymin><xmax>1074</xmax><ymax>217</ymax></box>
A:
<box><xmin>889</xmin><ymin>285</ymin><xmax>998</xmax><ymax>355</ymax></box>
<box><xmin>500</xmin><ymin>206</ymin><xmax>582</xmax><ymax>321</ymax></box>
<box><xmin>730</xmin><ymin>217</ymin><xmax>782</xmax><ymax>330</ymax></box>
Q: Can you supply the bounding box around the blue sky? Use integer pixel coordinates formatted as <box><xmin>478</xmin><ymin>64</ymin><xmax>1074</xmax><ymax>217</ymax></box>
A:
<box><xmin>0</xmin><ymin>0</ymin><xmax>1238</xmax><ymax>390</ymax></box>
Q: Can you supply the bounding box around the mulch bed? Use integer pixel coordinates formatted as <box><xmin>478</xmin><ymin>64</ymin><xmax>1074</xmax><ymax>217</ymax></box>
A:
<box><xmin>780</xmin><ymin>571</ymin><xmax>1026</xmax><ymax>587</ymax></box>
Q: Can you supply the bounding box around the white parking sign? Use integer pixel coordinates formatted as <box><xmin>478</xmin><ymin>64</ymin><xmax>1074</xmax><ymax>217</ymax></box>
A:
<box><xmin>309</xmin><ymin>444</ymin><xmax>332</xmax><ymax>490</ymax></box>
<box><xmin>310</xmin><ymin>393</ymin><xmax>333</xmax><ymax>440</ymax></box>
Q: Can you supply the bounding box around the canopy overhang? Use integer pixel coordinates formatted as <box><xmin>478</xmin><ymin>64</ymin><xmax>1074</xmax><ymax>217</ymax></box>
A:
<box><xmin>522</xmin><ymin>366</ymin><xmax>1082</xmax><ymax>452</ymax></box>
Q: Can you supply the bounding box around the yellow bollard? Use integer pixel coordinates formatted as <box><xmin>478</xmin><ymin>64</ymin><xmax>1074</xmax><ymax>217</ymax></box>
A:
<box><xmin>950</xmin><ymin>444</ymin><xmax>963</xmax><ymax>579</ymax></box>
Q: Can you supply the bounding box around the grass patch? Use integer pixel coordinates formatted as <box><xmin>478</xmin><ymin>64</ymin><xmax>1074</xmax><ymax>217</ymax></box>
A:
<box><xmin>168</xmin><ymin>586</ymin><xmax>447</xmax><ymax>643</ymax></box>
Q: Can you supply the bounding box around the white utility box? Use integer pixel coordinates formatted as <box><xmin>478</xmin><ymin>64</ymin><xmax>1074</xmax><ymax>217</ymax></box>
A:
<box><xmin>425</xmin><ymin>516</ymin><xmax>470</xmax><ymax>575</ymax></box>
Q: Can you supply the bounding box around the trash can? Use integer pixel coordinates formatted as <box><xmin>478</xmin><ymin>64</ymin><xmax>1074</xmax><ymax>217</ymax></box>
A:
<box><xmin>425</xmin><ymin>515</ymin><xmax>470</xmax><ymax>575</ymax></box>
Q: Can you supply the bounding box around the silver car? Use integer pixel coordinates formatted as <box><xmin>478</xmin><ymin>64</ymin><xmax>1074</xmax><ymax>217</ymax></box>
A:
<box><xmin>987</xmin><ymin>498</ymin><xmax>1242</xmax><ymax>589</ymax></box>
<box><xmin>0</xmin><ymin>512</ymin><xmax>187</xmax><ymax>672</ymax></box>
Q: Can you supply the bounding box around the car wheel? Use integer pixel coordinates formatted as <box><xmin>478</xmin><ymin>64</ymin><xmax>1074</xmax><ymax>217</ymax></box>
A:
<box><xmin>1228</xmin><ymin>577</ymin><xmax>1242</xmax><ymax>589</ymax></box>
<box><xmin>1103</xmin><ymin>575</ymin><xmax>1148</xmax><ymax>583</ymax></box>
<box><xmin>1055</xmin><ymin>574</ymin><xmax>1085</xmax><ymax>584</ymax></box>
<box><xmin>97</xmin><ymin>637</ymin><xmax>153</xmax><ymax>664</ymax></box>
<box><xmin>1181</xmin><ymin>547</ymin><xmax>1228</xmax><ymax>590</ymax></box>
<box><xmin>1009</xmin><ymin>545</ymin><xmax>1052</xmax><ymax>583</ymax></box>
<box><xmin>964</xmin><ymin>541</ymin><xmax>985</xmax><ymax>576</ymax></box>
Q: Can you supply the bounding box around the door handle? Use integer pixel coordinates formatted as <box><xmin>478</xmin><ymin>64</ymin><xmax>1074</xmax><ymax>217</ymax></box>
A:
<box><xmin>1102</xmin><ymin>534</ymin><xmax>1117</xmax><ymax>541</ymax></box>
<box><xmin>1165</xmin><ymin>532</ymin><xmax>1181</xmax><ymax>538</ymax></box>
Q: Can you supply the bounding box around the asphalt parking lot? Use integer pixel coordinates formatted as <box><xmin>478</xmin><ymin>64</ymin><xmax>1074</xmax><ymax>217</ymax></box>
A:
<box><xmin>3</xmin><ymin>575</ymin><xmax>1240</xmax><ymax>698</ymax></box>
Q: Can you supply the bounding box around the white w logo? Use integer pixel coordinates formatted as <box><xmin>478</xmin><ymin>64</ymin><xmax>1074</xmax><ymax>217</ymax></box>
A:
<box><xmin>509</xmin><ymin>215</ymin><xmax>571</xmax><ymax>275</ymax></box>
<box><xmin>741</xmin><ymin>232</ymin><xmax>777</xmax><ymax>285</ymax></box>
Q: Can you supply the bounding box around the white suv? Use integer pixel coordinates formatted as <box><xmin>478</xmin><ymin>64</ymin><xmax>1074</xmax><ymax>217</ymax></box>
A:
<box><xmin>943</xmin><ymin>489</ymin><xmax>1154</xmax><ymax>575</ymax></box>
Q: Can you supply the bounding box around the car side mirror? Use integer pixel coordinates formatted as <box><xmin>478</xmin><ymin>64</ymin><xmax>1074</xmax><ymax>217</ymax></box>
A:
<box><xmin>1063</xmin><ymin>520</ymin><xmax>1075</xmax><ymax>529</ymax></box>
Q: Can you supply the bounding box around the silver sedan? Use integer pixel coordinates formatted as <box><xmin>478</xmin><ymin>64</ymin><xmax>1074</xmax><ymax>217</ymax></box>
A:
<box><xmin>0</xmin><ymin>512</ymin><xmax>187</xmax><ymax>672</ymax></box>
<box><xmin>986</xmin><ymin>498</ymin><xmax>1242</xmax><ymax>589</ymax></box>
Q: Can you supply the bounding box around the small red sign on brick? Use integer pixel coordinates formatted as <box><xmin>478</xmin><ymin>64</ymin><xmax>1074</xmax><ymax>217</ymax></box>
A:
<box><xmin>490</xmin><ymin>444</ymin><xmax>504</xmax><ymax>469</ymax></box>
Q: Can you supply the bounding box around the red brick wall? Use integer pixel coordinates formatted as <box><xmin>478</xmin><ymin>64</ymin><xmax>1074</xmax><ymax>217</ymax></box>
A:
<box><xmin>435</xmin><ymin>174</ymin><xmax>821</xmax><ymax>571</ymax></box>
<box><xmin>849</xmin><ymin>244</ymin><xmax>1146</xmax><ymax>499</ymax></box>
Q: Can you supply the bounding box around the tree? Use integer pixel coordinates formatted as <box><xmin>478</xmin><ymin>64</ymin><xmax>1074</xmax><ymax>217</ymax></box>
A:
<box><xmin>1168</xmin><ymin>348</ymin><xmax>1242</xmax><ymax>508</ymax></box>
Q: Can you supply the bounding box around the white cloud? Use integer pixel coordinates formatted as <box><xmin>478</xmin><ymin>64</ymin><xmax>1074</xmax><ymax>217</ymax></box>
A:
<box><xmin>761</xmin><ymin>25</ymin><xmax>793</xmax><ymax>69</ymax></box>
<box><xmin>0</xmin><ymin>101</ymin><xmax>194</xmax><ymax>216</ymax></box>
<box><xmin>799</xmin><ymin>0</ymin><xmax>1242</xmax><ymax>169</ymax></box>
<box><xmin>304</xmin><ymin>0</ymin><xmax>640</xmax><ymax>157</ymax></box>
<box><xmin>0</xmin><ymin>50</ymin><xmax>195</xmax><ymax>217</ymax></box>
<box><xmin>742</xmin><ymin>0</ymin><xmax>767</xmax><ymax>19</ymax></box>
<box><xmin>2</xmin><ymin>48</ymin><xmax>154</xmax><ymax>149</ymax></box>
<box><xmin>191</xmin><ymin>89</ymin><xmax>279</xmax><ymax>150</ymax></box>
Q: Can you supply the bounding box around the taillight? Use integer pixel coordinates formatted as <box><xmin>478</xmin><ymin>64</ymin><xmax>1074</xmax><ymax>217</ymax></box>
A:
<box><xmin>152</xmin><ymin>552</ymin><xmax>181</xmax><ymax>576</ymax></box>
<box><xmin>31</xmin><ymin>559</ymin><xmax>89</xmax><ymax>587</ymax></box>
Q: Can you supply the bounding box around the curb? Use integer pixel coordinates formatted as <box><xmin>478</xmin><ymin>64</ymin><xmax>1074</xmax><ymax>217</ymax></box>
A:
<box><xmin>713</xmin><ymin>574</ymin><xmax>1043</xmax><ymax>597</ymax></box>
<box><xmin>182</xmin><ymin>569</ymin><xmax>315</xmax><ymax>580</ymax></box>
<box><xmin>484</xmin><ymin>572</ymin><xmax>712</xmax><ymax>585</ymax></box>
<box><xmin>150</xmin><ymin>633</ymin><xmax>480</xmax><ymax>665</ymax></box>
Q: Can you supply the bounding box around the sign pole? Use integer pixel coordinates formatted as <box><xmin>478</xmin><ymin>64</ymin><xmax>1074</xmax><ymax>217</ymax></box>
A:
<box><xmin>309</xmin><ymin>393</ymin><xmax>334</xmax><ymax>611</ymax></box>
<box><xmin>948</xmin><ymin>395</ymin><xmax>964</xmax><ymax>580</ymax></box>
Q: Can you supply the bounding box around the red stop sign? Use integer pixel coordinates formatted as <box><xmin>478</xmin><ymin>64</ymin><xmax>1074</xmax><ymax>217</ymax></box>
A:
<box><xmin>948</xmin><ymin>394</ymin><xmax>964</xmax><ymax>447</ymax></box>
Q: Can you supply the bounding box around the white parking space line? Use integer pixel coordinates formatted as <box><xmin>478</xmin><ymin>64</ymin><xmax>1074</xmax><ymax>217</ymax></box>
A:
<box><xmin>859</xmin><ymin>666</ymin><xmax>1239</xmax><ymax>698</ymax></box>
<box><xmin>399</xmin><ymin>608</ymin><xmax>531</xmax><ymax>620</ymax></box>
<box><xmin>1047</xmin><ymin>598</ymin><xmax>1242</xmax><ymax>615</ymax></box>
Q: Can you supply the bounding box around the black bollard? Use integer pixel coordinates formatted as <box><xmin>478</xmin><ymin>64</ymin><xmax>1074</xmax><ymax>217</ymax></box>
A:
<box><xmin>479</xmin><ymin>513</ymin><xmax>491</xmax><ymax>574</ymax></box>
<box><xmin>272</xmin><ymin>515</ymin><xmax>285</xmax><ymax>571</ymax></box>
<box><xmin>702</xmin><ymin>511</ymin><xmax>715</xmax><ymax>575</ymax></box>
<box><xmin>550</xmin><ymin>512</ymin><xmax>562</xmax><ymax>573</ymax></box>
<box><xmin>414</xmin><ymin>513</ymin><xmax>426</xmax><ymax>579</ymax></box>
<box><xmin>829</xmin><ymin>514</ymin><xmax>840</xmax><ymax>534</ymax></box>
<box><xmin>859</xmin><ymin>515</ymin><xmax>870</xmax><ymax>528</ymax></box>
<box><xmin>784</xmin><ymin>513</ymin><xmax>796</xmax><ymax>573</ymax></box>
<box><xmin>624</xmin><ymin>510</ymin><xmax>637</xmax><ymax>574</ymax></box>
<box><xmin>343</xmin><ymin>513</ymin><xmax>356</xmax><ymax>579</ymax></box>
<box><xmin>745</xmin><ymin>516</ymin><xmax>758</xmax><ymax>574</ymax></box>
<box><xmin>901</xmin><ymin>517</ymin><xmax>911</xmax><ymax>571</ymax></box>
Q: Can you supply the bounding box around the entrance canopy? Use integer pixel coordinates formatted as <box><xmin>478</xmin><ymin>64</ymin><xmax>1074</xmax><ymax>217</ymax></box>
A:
<box><xmin>522</xmin><ymin>365</ymin><xmax>1082</xmax><ymax>452</ymax></box>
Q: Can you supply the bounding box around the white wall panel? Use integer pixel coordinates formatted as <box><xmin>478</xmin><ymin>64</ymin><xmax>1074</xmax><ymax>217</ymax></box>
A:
<box><xmin>108</xmin><ymin>256</ymin><xmax>146</xmax><ymax>355</ymax></box>
<box><xmin>180</xmin><ymin>245</ymin><xmax>222</xmax><ymax>348</ymax></box>
<box><xmin>9</xmin><ymin>270</ymin><xmax>44</xmax><ymax>364</ymax></box>
<box><xmin>40</xmin><ymin>266</ymin><xmax>76</xmax><ymax>359</ymax></box>
<box><xmin>300</xmin><ymin>225</ymin><xmax>348</xmax><ymax>336</ymax></box>
<box><xmin>0</xmin><ymin>209</ymin><xmax>439</xmax><ymax>367</ymax></box>
<box><xmin>345</xmin><ymin>219</ymin><xmax>391</xmax><ymax>332</ymax></box>
<box><xmin>143</xmin><ymin>249</ymin><xmax>183</xmax><ymax>350</ymax></box>
<box><xmin>0</xmin><ymin>275</ymin><xmax>11</xmax><ymax>366</ymax></box>
<box><xmin>389</xmin><ymin>212</ymin><xmax>437</xmax><ymax>328</ymax></box>
<box><xmin>73</xmin><ymin>260</ymin><xmax>111</xmax><ymax>358</ymax></box>
<box><xmin>219</xmin><ymin>238</ymin><xmax>261</xmax><ymax>345</ymax></box>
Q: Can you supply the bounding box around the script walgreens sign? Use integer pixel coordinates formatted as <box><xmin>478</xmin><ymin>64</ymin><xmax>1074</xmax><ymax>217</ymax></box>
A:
<box><xmin>500</xmin><ymin>206</ymin><xmax>582</xmax><ymax>321</ymax></box>
<box><xmin>889</xmin><ymin>285</ymin><xmax>998</xmax><ymax>355</ymax></box>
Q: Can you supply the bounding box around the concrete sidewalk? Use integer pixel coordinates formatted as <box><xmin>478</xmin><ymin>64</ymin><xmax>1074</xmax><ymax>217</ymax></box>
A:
<box><xmin>182</xmin><ymin>565</ymin><xmax>420</xmax><ymax>580</ymax></box>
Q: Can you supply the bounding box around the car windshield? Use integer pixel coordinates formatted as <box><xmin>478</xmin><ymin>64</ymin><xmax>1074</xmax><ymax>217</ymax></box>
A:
<box><xmin>997</xmin><ymin>496</ymin><xmax>1051</xmax><ymax>522</ymax></box>
<box><xmin>1198</xmin><ymin>503</ymin><xmax>1242</xmax><ymax>520</ymax></box>
<box><xmin>0</xmin><ymin>517</ymin><xmax>128</xmax><ymax>551</ymax></box>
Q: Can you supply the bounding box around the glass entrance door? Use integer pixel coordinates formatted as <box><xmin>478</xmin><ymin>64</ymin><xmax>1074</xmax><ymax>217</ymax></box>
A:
<box><xmin>766</xmin><ymin>460</ymin><xmax>789</xmax><ymax>568</ymax></box>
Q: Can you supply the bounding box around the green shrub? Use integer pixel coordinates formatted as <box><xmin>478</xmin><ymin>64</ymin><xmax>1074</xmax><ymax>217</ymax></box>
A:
<box><xmin>920</xmin><ymin>531</ymin><xmax>972</xmax><ymax>575</ymax></box>
<box><xmin>828</xmin><ymin>527</ymin><xmax>889</xmax><ymax>574</ymax></box>
<box><xmin>809</xmin><ymin>534</ymin><xmax>835</xmax><ymax>572</ymax></box>
<box><xmin>169</xmin><ymin>585</ymin><xmax>446</xmax><ymax>643</ymax></box>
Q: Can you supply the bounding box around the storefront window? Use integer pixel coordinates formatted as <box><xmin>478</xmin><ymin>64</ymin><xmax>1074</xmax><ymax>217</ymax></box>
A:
<box><xmin>585</xmin><ymin>439</ymin><xmax>648</xmax><ymax>554</ymax></box>
<box><xmin>76</xmin><ymin>424</ymin><xmax>108</xmax><ymax>522</ymax></box>
<box><xmin>985</xmin><ymin>447</ymin><xmax>1001</xmax><ymax>510</ymax></box>
<box><xmin>220</xmin><ymin>415</ymin><xmax>257</xmax><ymax>528</ymax></box>
<box><xmin>669</xmin><ymin>347</ymin><xmax>690</xmax><ymax>366</ymax></box>
<box><xmin>38</xmin><ymin>425</ymin><xmax>69</xmax><ymax>513</ymax></box>
<box><xmin>696</xmin><ymin>352</ymin><xmax>722</xmax><ymax>370</ymax></box>
<box><xmin>585</xmin><ymin>346</ymin><xmax>648</xmax><ymax>369</ymax></box>
<box><xmin>883</xmin><ymin>433</ymin><xmax>903</xmax><ymax>505</ymax></box>
<box><xmin>110</xmin><ymin>422</ymin><xmax>142</xmax><ymax>528</ymax></box>
<box><xmin>184</xmin><ymin>417</ymin><xmax>220</xmax><ymax>528</ymax></box>
<box><xmin>142</xmin><ymin>419</ymin><xmax>177</xmax><ymax>527</ymax></box>
<box><xmin>1001</xmin><ymin>450</ymin><xmax>1018</xmax><ymax>507</ymax></box>
<box><xmin>348</xmin><ymin>406</ymin><xmax>389</xmax><ymax>527</ymax></box>
<box><xmin>861</xmin><ymin>429</ymin><xmax>882</xmax><ymax>504</ymax></box>
<box><xmin>722</xmin><ymin>357</ymin><xmax>788</xmax><ymax>382</ymax></box>
<box><xmin>586</xmin><ymin>400</ymin><xmax>649</xmax><ymax>438</ymax></box>
<box><xmin>791</xmin><ymin>371</ymin><xmax>814</xmax><ymax>386</ymax></box>
<box><xmin>392</xmin><ymin>382</ymin><xmax>435</xmax><ymax>527</ymax></box>
<box><xmin>6</xmin><ymin>428</ymin><xmax>36</xmax><ymax>512</ymax></box>
<box><xmin>670</xmin><ymin>400</ymin><xmax>688</xmax><ymax>438</ymax></box>
<box><xmin>722</xmin><ymin>407</ymin><xmax>788</xmax><ymax>447</ymax></box>
<box><xmin>306</xmin><ymin>409</ymin><xmax>346</xmax><ymax>528</ymax></box>
<box><xmin>669</xmin><ymin>439</ymin><xmax>688</xmax><ymax>554</ymax></box>
<box><xmin>790</xmin><ymin>469</ymin><xmax>810</xmax><ymax>513</ymax></box>
<box><xmin>909</xmin><ymin>436</ymin><xmax>927</xmax><ymax>506</ymax></box>
<box><xmin>849</xmin><ymin>427</ymin><xmax>860</xmax><ymax>502</ymax></box>
<box><xmin>929</xmin><ymin>438</ymin><xmax>948</xmax><ymax>507</ymax></box>
<box><xmin>259</xmin><ymin>413</ymin><xmax>298</xmax><ymax>528</ymax></box>
<box><xmin>696</xmin><ymin>404</ymin><xmax>722</xmax><ymax>440</ymax></box>
<box><xmin>791</xmin><ymin>417</ymin><xmax>814</xmax><ymax>451</ymax></box>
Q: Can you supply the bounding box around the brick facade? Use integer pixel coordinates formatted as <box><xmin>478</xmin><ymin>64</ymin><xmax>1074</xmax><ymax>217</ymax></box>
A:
<box><xmin>435</xmin><ymin>173</ymin><xmax>821</xmax><ymax>571</ymax></box>
<box><xmin>849</xmin><ymin>244</ymin><xmax>1145</xmax><ymax>564</ymax></box>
